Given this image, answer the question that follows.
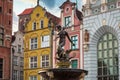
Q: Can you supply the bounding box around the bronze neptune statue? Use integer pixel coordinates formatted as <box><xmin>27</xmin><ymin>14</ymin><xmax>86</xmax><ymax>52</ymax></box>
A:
<box><xmin>54</xmin><ymin>25</ymin><xmax>75</xmax><ymax>62</ymax></box>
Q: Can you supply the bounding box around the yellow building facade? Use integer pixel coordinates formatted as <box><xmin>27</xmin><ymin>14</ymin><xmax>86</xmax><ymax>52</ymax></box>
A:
<box><xmin>23</xmin><ymin>5</ymin><xmax>59</xmax><ymax>80</ymax></box>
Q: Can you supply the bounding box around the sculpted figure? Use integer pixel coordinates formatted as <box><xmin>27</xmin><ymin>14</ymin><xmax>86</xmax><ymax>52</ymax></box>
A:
<box><xmin>54</xmin><ymin>25</ymin><xmax>75</xmax><ymax>59</ymax></box>
<box><xmin>84</xmin><ymin>29</ymin><xmax>89</xmax><ymax>42</ymax></box>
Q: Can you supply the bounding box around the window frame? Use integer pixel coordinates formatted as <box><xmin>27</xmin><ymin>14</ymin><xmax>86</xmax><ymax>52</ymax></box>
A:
<box><xmin>97</xmin><ymin>33</ymin><xmax>119</xmax><ymax>80</ymax></box>
<box><xmin>29</xmin><ymin>56</ymin><xmax>37</xmax><ymax>68</ymax></box>
<box><xmin>0</xmin><ymin>28</ymin><xmax>4</xmax><ymax>46</ymax></box>
<box><xmin>71</xmin><ymin>59</ymin><xmax>78</xmax><ymax>69</ymax></box>
<box><xmin>30</xmin><ymin>38</ymin><xmax>38</xmax><ymax>50</ymax></box>
<box><xmin>41</xmin><ymin>35</ymin><xmax>50</xmax><ymax>48</ymax></box>
<box><xmin>13</xmin><ymin>70</ymin><xmax>18</xmax><ymax>80</ymax></box>
<box><xmin>0</xmin><ymin>58</ymin><xmax>3</xmax><ymax>78</ymax></box>
<box><xmin>41</xmin><ymin>55</ymin><xmax>49</xmax><ymax>68</ymax></box>
<box><xmin>71</xmin><ymin>35</ymin><xmax>78</xmax><ymax>50</ymax></box>
<box><xmin>40</xmin><ymin>20</ymin><xmax>44</xmax><ymax>29</ymax></box>
<box><xmin>13</xmin><ymin>56</ymin><xmax>18</xmax><ymax>66</ymax></box>
<box><xmin>29</xmin><ymin>75</ymin><xmax>37</xmax><ymax>80</ymax></box>
<box><xmin>18</xmin><ymin>45</ymin><xmax>22</xmax><ymax>53</ymax></box>
<box><xmin>32</xmin><ymin>21</ymin><xmax>37</xmax><ymax>30</ymax></box>
<box><xmin>64</xmin><ymin>16</ymin><xmax>72</xmax><ymax>27</ymax></box>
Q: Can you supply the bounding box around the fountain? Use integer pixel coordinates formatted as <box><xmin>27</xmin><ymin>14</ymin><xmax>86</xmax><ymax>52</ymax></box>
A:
<box><xmin>38</xmin><ymin>25</ymin><xmax>88</xmax><ymax>80</ymax></box>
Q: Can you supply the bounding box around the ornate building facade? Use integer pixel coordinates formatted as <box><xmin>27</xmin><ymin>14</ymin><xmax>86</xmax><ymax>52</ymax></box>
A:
<box><xmin>0</xmin><ymin>0</ymin><xmax>13</xmax><ymax>80</ymax></box>
<box><xmin>22</xmin><ymin>4</ymin><xmax>60</xmax><ymax>80</ymax></box>
<box><xmin>53</xmin><ymin>0</ymin><xmax>83</xmax><ymax>69</ymax></box>
<box><xmin>83</xmin><ymin>0</ymin><xmax>120</xmax><ymax>80</ymax></box>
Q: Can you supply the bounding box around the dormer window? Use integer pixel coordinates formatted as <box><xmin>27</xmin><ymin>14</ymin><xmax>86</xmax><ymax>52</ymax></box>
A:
<box><xmin>32</xmin><ymin>22</ymin><xmax>36</xmax><ymax>30</ymax></box>
<box><xmin>40</xmin><ymin>20</ymin><xmax>44</xmax><ymax>29</ymax></box>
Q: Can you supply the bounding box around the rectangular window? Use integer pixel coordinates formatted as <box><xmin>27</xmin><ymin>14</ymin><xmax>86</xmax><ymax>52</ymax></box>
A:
<box><xmin>0</xmin><ymin>7</ymin><xmax>2</xmax><ymax>13</ymax></box>
<box><xmin>9</xmin><ymin>9</ymin><xmax>12</xmax><ymax>14</ymax></box>
<box><xmin>0</xmin><ymin>58</ymin><xmax>3</xmax><ymax>78</ymax></box>
<box><xmin>13</xmin><ymin>56</ymin><xmax>18</xmax><ymax>65</ymax></box>
<box><xmin>41</xmin><ymin>35</ymin><xmax>50</xmax><ymax>48</ymax></box>
<box><xmin>41</xmin><ymin>55</ymin><xmax>49</xmax><ymax>68</ymax></box>
<box><xmin>40</xmin><ymin>20</ymin><xmax>44</xmax><ymax>29</ymax></box>
<box><xmin>13</xmin><ymin>70</ymin><xmax>18</xmax><ymax>80</ymax></box>
<box><xmin>0</xmin><ymin>28</ymin><xmax>4</xmax><ymax>46</ymax></box>
<box><xmin>30</xmin><ymin>76</ymin><xmax>37</xmax><ymax>80</ymax></box>
<box><xmin>20</xmin><ymin>57</ymin><xmax>24</xmax><ymax>67</ymax></box>
<box><xmin>30</xmin><ymin>38</ymin><xmax>37</xmax><ymax>50</ymax></box>
<box><xmin>30</xmin><ymin>56</ymin><xmax>37</xmax><ymax>68</ymax></box>
<box><xmin>71</xmin><ymin>35</ymin><xmax>78</xmax><ymax>50</ymax></box>
<box><xmin>32</xmin><ymin>22</ymin><xmax>36</xmax><ymax>30</ymax></box>
<box><xmin>9</xmin><ymin>20</ymin><xmax>11</xmax><ymax>25</ymax></box>
<box><xmin>71</xmin><ymin>59</ymin><xmax>78</xmax><ymax>69</ymax></box>
<box><xmin>20</xmin><ymin>71</ymin><xmax>23</xmax><ymax>80</ymax></box>
<box><xmin>18</xmin><ymin>45</ymin><xmax>22</xmax><ymax>53</ymax></box>
<box><xmin>64</xmin><ymin>16</ymin><xmax>71</xmax><ymax>27</ymax></box>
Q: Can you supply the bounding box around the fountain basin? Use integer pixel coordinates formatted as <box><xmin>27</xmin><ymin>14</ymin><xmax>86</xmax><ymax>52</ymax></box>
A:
<box><xmin>39</xmin><ymin>68</ymin><xmax>88</xmax><ymax>80</ymax></box>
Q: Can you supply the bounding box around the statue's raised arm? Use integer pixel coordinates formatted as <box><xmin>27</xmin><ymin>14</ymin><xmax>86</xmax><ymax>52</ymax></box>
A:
<box><xmin>55</xmin><ymin>25</ymin><xmax>75</xmax><ymax>61</ymax></box>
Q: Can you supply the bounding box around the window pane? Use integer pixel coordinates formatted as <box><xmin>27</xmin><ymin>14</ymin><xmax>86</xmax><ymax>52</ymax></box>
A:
<box><xmin>114</xmin><ymin>58</ymin><xmax>118</xmax><ymax>65</ymax></box>
<box><xmin>103</xmin><ymin>67</ymin><xmax>107</xmax><ymax>75</ymax></box>
<box><xmin>71</xmin><ymin>60</ymin><xmax>78</xmax><ymax>69</ymax></box>
<box><xmin>103</xmin><ymin>42</ymin><xmax>107</xmax><ymax>49</ymax></box>
<box><xmin>97</xmin><ymin>33</ymin><xmax>118</xmax><ymax>79</ymax></box>
<box><xmin>109</xmin><ymin>50</ymin><xmax>113</xmax><ymax>57</ymax></box>
<box><xmin>103</xmin><ymin>35</ymin><xmax>107</xmax><ymax>40</ymax></box>
<box><xmin>103</xmin><ymin>59</ymin><xmax>107</xmax><ymax>66</ymax></box>
<box><xmin>71</xmin><ymin>36</ymin><xmax>78</xmax><ymax>49</ymax></box>
<box><xmin>108</xmin><ymin>34</ymin><xmax>112</xmax><ymax>40</ymax></box>
<box><xmin>41</xmin><ymin>35</ymin><xmax>50</xmax><ymax>48</ymax></box>
<box><xmin>114</xmin><ymin>66</ymin><xmax>118</xmax><ymax>75</ymax></box>
<box><xmin>108</xmin><ymin>41</ymin><xmax>112</xmax><ymax>48</ymax></box>
<box><xmin>98</xmin><ymin>59</ymin><xmax>102</xmax><ymax>67</ymax></box>
<box><xmin>103</xmin><ymin>50</ymin><xmax>107</xmax><ymax>58</ymax></box>
<box><xmin>114</xmin><ymin>40</ymin><xmax>118</xmax><ymax>47</ymax></box>
<box><xmin>109</xmin><ymin>67</ymin><xmax>114</xmax><ymax>75</ymax></box>
<box><xmin>98</xmin><ymin>42</ymin><xmax>102</xmax><ymax>50</ymax></box>
<box><xmin>98</xmin><ymin>68</ymin><xmax>102</xmax><ymax>75</ymax></box>
<box><xmin>109</xmin><ymin>58</ymin><xmax>113</xmax><ymax>66</ymax></box>
<box><xmin>98</xmin><ymin>51</ymin><xmax>102</xmax><ymax>58</ymax></box>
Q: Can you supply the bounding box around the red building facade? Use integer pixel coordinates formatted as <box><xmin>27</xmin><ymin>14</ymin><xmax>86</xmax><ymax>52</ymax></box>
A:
<box><xmin>53</xmin><ymin>0</ymin><xmax>83</xmax><ymax>69</ymax></box>
<box><xmin>0</xmin><ymin>0</ymin><xmax>13</xmax><ymax>79</ymax></box>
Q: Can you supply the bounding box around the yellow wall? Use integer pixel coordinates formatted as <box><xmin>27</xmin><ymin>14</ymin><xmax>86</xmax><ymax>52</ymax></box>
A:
<box><xmin>24</xmin><ymin>5</ymin><xmax>52</xmax><ymax>80</ymax></box>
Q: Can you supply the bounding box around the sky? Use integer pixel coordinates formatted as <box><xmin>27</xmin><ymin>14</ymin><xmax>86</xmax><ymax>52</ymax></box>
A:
<box><xmin>13</xmin><ymin>0</ymin><xmax>86</xmax><ymax>33</ymax></box>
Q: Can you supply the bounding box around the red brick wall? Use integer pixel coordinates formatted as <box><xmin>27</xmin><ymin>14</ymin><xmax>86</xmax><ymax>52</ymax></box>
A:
<box><xmin>0</xmin><ymin>0</ymin><xmax>13</xmax><ymax>79</ymax></box>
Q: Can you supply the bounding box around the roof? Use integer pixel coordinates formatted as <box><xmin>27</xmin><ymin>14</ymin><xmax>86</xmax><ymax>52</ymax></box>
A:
<box><xmin>46</xmin><ymin>12</ymin><xmax>60</xmax><ymax>24</ymax></box>
<box><xmin>18</xmin><ymin>6</ymin><xmax>60</xmax><ymax>24</ymax></box>
<box><xmin>60</xmin><ymin>0</ymin><xmax>76</xmax><ymax>9</ymax></box>
<box><xmin>76</xmin><ymin>9</ymin><xmax>83</xmax><ymax>21</ymax></box>
<box><xmin>18</xmin><ymin>8</ymin><xmax>34</xmax><ymax>16</ymax></box>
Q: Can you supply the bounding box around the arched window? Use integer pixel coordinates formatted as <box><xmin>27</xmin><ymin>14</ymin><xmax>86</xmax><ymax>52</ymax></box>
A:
<box><xmin>97</xmin><ymin>33</ymin><xmax>119</xmax><ymax>80</ymax></box>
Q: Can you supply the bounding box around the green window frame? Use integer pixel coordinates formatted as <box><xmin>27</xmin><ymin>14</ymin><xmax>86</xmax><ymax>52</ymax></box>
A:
<box><xmin>97</xmin><ymin>33</ymin><xmax>119</xmax><ymax>80</ymax></box>
<box><xmin>71</xmin><ymin>59</ymin><xmax>78</xmax><ymax>69</ymax></box>
<box><xmin>71</xmin><ymin>35</ymin><xmax>78</xmax><ymax>50</ymax></box>
<box><xmin>64</xmin><ymin>16</ymin><xmax>71</xmax><ymax>27</ymax></box>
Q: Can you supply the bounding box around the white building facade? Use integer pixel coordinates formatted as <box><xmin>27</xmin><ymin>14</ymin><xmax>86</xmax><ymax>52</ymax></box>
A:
<box><xmin>83</xmin><ymin>0</ymin><xmax>120</xmax><ymax>80</ymax></box>
<box><xmin>11</xmin><ymin>31</ymin><xmax>24</xmax><ymax>80</ymax></box>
